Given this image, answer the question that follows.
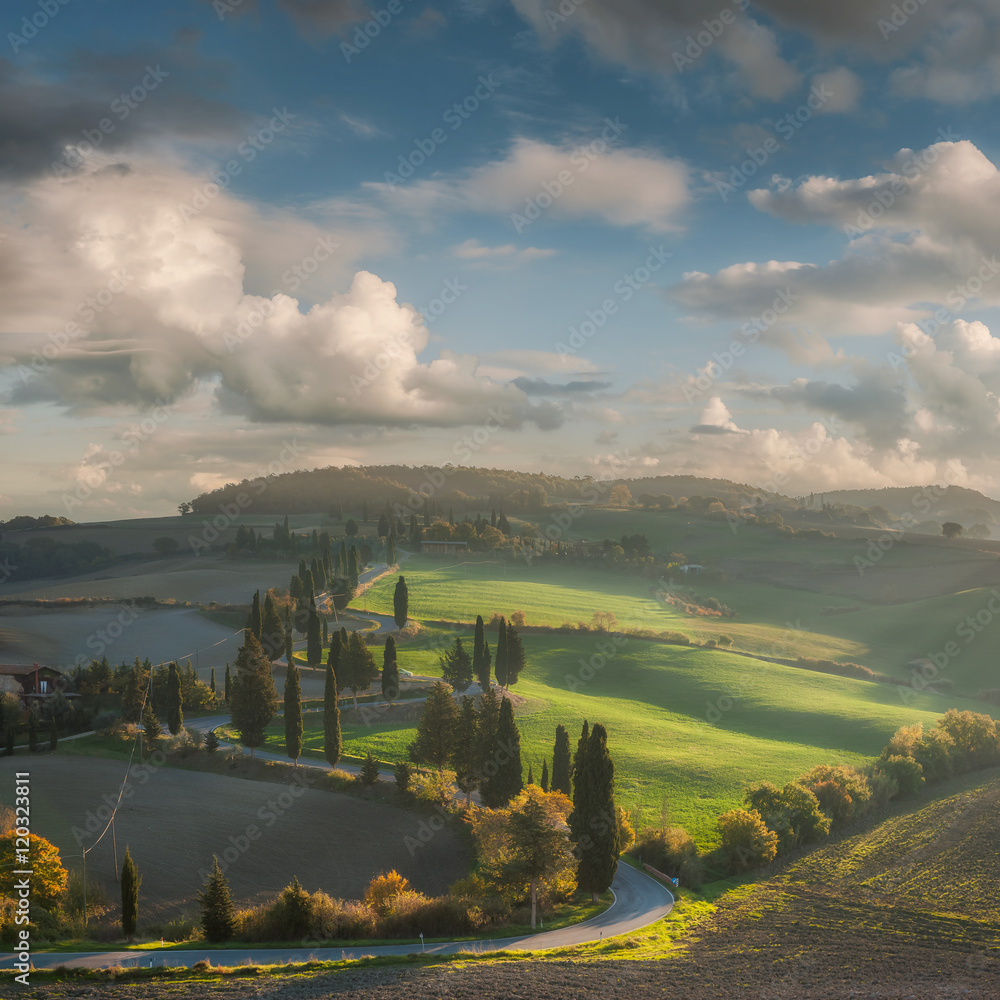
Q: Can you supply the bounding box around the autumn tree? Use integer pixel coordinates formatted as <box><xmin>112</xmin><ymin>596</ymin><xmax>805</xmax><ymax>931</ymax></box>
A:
<box><xmin>0</xmin><ymin>832</ymin><xmax>68</xmax><ymax>909</ymax></box>
<box><xmin>718</xmin><ymin>808</ymin><xmax>778</xmax><ymax>873</ymax></box>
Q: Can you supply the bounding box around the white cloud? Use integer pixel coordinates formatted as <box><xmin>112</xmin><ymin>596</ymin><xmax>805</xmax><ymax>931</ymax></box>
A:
<box><xmin>366</xmin><ymin>137</ymin><xmax>691</xmax><ymax>233</ymax></box>
<box><xmin>0</xmin><ymin>153</ymin><xmax>562</xmax><ymax>432</ymax></box>
<box><xmin>452</xmin><ymin>239</ymin><xmax>557</xmax><ymax>265</ymax></box>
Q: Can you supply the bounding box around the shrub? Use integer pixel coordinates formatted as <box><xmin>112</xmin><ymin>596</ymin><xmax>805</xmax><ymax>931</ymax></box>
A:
<box><xmin>364</xmin><ymin>871</ymin><xmax>412</xmax><ymax>916</ymax></box>
<box><xmin>877</xmin><ymin>755</ymin><xmax>924</xmax><ymax>797</ymax></box>
<box><xmin>796</xmin><ymin>764</ymin><xmax>872</xmax><ymax>828</ymax></box>
<box><xmin>936</xmin><ymin>709</ymin><xmax>1000</xmax><ymax>769</ymax></box>
<box><xmin>635</xmin><ymin>825</ymin><xmax>703</xmax><ymax>888</ymax></box>
<box><xmin>394</xmin><ymin>760</ymin><xmax>412</xmax><ymax>794</ymax></box>
<box><xmin>744</xmin><ymin>781</ymin><xmax>830</xmax><ymax>854</ymax></box>
<box><xmin>717</xmin><ymin>808</ymin><xmax>778</xmax><ymax>874</ymax></box>
<box><xmin>410</xmin><ymin>768</ymin><xmax>457</xmax><ymax>806</ymax></box>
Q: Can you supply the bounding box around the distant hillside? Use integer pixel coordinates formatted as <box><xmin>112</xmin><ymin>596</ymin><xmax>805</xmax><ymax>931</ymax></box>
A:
<box><xmin>810</xmin><ymin>485</ymin><xmax>1000</xmax><ymax>530</ymax></box>
<box><xmin>185</xmin><ymin>464</ymin><xmax>781</xmax><ymax>516</ymax></box>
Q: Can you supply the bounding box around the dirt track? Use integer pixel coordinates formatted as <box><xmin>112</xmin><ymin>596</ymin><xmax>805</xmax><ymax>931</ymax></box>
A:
<box><xmin>0</xmin><ymin>756</ymin><xmax>468</xmax><ymax>923</ymax></box>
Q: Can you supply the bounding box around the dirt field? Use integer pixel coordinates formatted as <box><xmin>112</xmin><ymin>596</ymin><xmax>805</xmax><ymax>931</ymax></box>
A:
<box><xmin>0</xmin><ymin>756</ymin><xmax>468</xmax><ymax>923</ymax></box>
<box><xmin>0</xmin><ymin>606</ymin><xmax>246</xmax><ymax>673</ymax></box>
<box><xmin>0</xmin><ymin>555</ymin><xmax>296</xmax><ymax>605</ymax></box>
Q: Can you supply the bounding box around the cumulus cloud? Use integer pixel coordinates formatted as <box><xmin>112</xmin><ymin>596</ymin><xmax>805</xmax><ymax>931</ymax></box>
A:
<box><xmin>367</xmin><ymin>136</ymin><xmax>690</xmax><ymax>233</ymax></box>
<box><xmin>672</xmin><ymin>141</ymin><xmax>1000</xmax><ymax>342</ymax></box>
<box><xmin>0</xmin><ymin>154</ymin><xmax>561</xmax><ymax>432</ymax></box>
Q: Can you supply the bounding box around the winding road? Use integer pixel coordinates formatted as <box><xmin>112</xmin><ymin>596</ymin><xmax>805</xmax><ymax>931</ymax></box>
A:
<box><xmin>4</xmin><ymin>863</ymin><xmax>672</xmax><ymax>971</ymax></box>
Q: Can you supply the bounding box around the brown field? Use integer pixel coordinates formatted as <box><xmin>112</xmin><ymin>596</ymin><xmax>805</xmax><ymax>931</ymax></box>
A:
<box><xmin>2</xmin><ymin>756</ymin><xmax>468</xmax><ymax>923</ymax></box>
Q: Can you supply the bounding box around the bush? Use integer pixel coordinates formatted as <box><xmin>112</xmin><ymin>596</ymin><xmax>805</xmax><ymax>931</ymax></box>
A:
<box><xmin>410</xmin><ymin>768</ymin><xmax>457</xmax><ymax>806</ymax></box>
<box><xmin>635</xmin><ymin>825</ymin><xmax>703</xmax><ymax>888</ymax></box>
<box><xmin>877</xmin><ymin>755</ymin><xmax>924</xmax><ymax>797</ymax></box>
<box><xmin>394</xmin><ymin>760</ymin><xmax>412</xmax><ymax>795</ymax></box>
<box><xmin>717</xmin><ymin>808</ymin><xmax>778</xmax><ymax>874</ymax></box>
<box><xmin>364</xmin><ymin>871</ymin><xmax>412</xmax><ymax>916</ymax></box>
<box><xmin>797</xmin><ymin>764</ymin><xmax>872</xmax><ymax>828</ymax></box>
<box><xmin>744</xmin><ymin>781</ymin><xmax>830</xmax><ymax>854</ymax></box>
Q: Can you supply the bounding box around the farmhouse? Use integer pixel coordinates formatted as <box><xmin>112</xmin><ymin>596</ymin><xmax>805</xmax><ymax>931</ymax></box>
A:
<box><xmin>0</xmin><ymin>662</ymin><xmax>72</xmax><ymax>705</ymax></box>
<box><xmin>420</xmin><ymin>540</ymin><xmax>469</xmax><ymax>556</ymax></box>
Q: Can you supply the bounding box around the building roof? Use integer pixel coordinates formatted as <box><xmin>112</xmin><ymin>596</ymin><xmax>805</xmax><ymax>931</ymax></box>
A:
<box><xmin>0</xmin><ymin>663</ymin><xmax>64</xmax><ymax>677</ymax></box>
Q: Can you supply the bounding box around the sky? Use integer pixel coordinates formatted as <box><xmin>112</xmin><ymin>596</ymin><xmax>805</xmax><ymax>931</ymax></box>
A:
<box><xmin>3</xmin><ymin>0</ymin><xmax>1000</xmax><ymax>519</ymax></box>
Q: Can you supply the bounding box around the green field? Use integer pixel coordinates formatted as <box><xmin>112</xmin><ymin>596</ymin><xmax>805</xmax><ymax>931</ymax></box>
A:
<box><xmin>252</xmin><ymin>628</ymin><xmax>985</xmax><ymax>845</ymax></box>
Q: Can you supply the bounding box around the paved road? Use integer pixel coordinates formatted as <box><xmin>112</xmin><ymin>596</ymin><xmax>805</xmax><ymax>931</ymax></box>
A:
<box><xmin>6</xmin><ymin>863</ymin><xmax>672</xmax><ymax>971</ymax></box>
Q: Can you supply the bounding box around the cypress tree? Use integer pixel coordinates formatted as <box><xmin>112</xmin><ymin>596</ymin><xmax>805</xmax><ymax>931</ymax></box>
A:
<box><xmin>451</xmin><ymin>695</ymin><xmax>479</xmax><ymax>803</ymax></box>
<box><xmin>494</xmin><ymin>616</ymin><xmax>509</xmax><ymax>689</ymax></box>
<box><xmin>410</xmin><ymin>682</ymin><xmax>458</xmax><ymax>769</ymax></box>
<box><xmin>382</xmin><ymin>635</ymin><xmax>400</xmax><ymax>703</ymax></box>
<box><xmin>230</xmin><ymin>632</ymin><xmax>279</xmax><ymax>759</ymax></box>
<box><xmin>284</xmin><ymin>613</ymin><xmax>294</xmax><ymax>666</ymax></box>
<box><xmin>249</xmin><ymin>590</ymin><xmax>262</xmax><ymax>640</ymax></box>
<box><xmin>347</xmin><ymin>547</ymin><xmax>360</xmax><ymax>588</ymax></box>
<box><xmin>541</xmin><ymin>758</ymin><xmax>550</xmax><ymax>792</ymax></box>
<box><xmin>571</xmin><ymin>720</ymin><xmax>590</xmax><ymax>807</ymax></box>
<box><xmin>224</xmin><ymin>663</ymin><xmax>231</xmax><ymax>704</ymax></box>
<box><xmin>506</xmin><ymin>622</ymin><xmax>527</xmax><ymax>687</ymax></box>
<box><xmin>552</xmin><ymin>724</ymin><xmax>572</xmax><ymax>796</ymax></box>
<box><xmin>166</xmin><ymin>662</ymin><xmax>183</xmax><ymax>735</ymax></box>
<box><xmin>393</xmin><ymin>575</ymin><xmax>408</xmax><ymax>630</ymax></box>
<box><xmin>306</xmin><ymin>599</ymin><xmax>322</xmax><ymax>667</ymax></box>
<box><xmin>324</xmin><ymin>663</ymin><xmax>342</xmax><ymax>768</ymax></box>
<box><xmin>482</xmin><ymin>696</ymin><xmax>522</xmax><ymax>807</ymax></box>
<box><xmin>483</xmin><ymin>639</ymin><xmax>491</xmax><ymax>687</ymax></box>
<box><xmin>121</xmin><ymin>845</ymin><xmax>140</xmax><ymax>939</ymax></box>
<box><xmin>198</xmin><ymin>857</ymin><xmax>235</xmax><ymax>943</ymax></box>
<box><xmin>261</xmin><ymin>593</ymin><xmax>284</xmax><ymax>659</ymax></box>
<box><xmin>476</xmin><ymin>685</ymin><xmax>501</xmax><ymax>787</ymax></box>
<box><xmin>284</xmin><ymin>662</ymin><xmax>303</xmax><ymax>767</ymax></box>
<box><xmin>327</xmin><ymin>630</ymin><xmax>343</xmax><ymax>690</ymax></box>
<box><xmin>472</xmin><ymin>615</ymin><xmax>488</xmax><ymax>688</ymax></box>
<box><xmin>142</xmin><ymin>704</ymin><xmax>160</xmax><ymax>757</ymax></box>
<box><xmin>528</xmin><ymin>764</ymin><xmax>535</xmax><ymax>785</ymax></box>
<box><xmin>386</xmin><ymin>534</ymin><xmax>396</xmax><ymax>566</ymax></box>
<box><xmin>345</xmin><ymin>630</ymin><xmax>378</xmax><ymax>709</ymax></box>
<box><xmin>573</xmin><ymin>723</ymin><xmax>620</xmax><ymax>901</ymax></box>
<box><xmin>440</xmin><ymin>636</ymin><xmax>472</xmax><ymax>691</ymax></box>
<box><xmin>210</xmin><ymin>667</ymin><xmax>217</xmax><ymax>698</ymax></box>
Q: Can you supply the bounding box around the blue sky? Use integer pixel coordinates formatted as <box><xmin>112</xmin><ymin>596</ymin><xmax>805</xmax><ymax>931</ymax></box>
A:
<box><xmin>4</xmin><ymin>0</ymin><xmax>1000</xmax><ymax>518</ymax></box>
